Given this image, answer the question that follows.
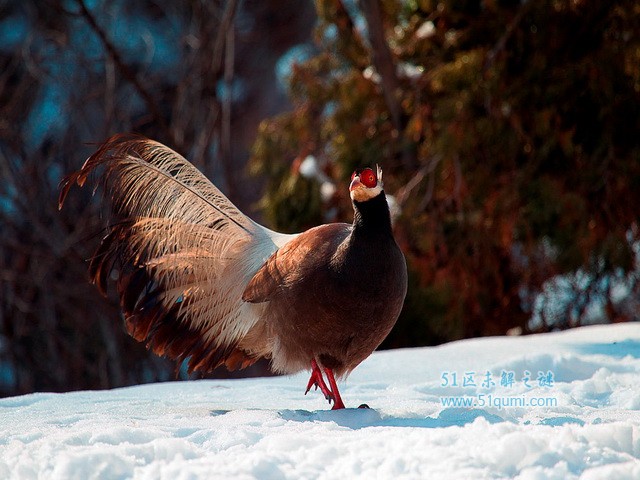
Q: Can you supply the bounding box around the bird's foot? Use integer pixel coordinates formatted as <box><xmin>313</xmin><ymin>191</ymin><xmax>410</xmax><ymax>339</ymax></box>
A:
<box><xmin>305</xmin><ymin>359</ymin><xmax>346</xmax><ymax>409</ymax></box>
<box><xmin>305</xmin><ymin>359</ymin><xmax>333</xmax><ymax>402</ymax></box>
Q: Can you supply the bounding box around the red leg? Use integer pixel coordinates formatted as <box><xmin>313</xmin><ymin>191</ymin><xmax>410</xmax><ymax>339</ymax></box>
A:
<box><xmin>324</xmin><ymin>367</ymin><xmax>346</xmax><ymax>410</ymax></box>
<box><xmin>304</xmin><ymin>359</ymin><xmax>347</xmax><ymax>409</ymax></box>
<box><xmin>305</xmin><ymin>359</ymin><xmax>332</xmax><ymax>402</ymax></box>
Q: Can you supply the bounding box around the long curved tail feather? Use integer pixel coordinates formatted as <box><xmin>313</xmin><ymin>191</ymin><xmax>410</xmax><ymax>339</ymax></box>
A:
<box><xmin>59</xmin><ymin>134</ymin><xmax>293</xmax><ymax>373</ymax></box>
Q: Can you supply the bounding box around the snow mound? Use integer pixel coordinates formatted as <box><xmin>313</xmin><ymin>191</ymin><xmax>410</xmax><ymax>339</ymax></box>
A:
<box><xmin>1</xmin><ymin>324</ymin><xmax>640</xmax><ymax>479</ymax></box>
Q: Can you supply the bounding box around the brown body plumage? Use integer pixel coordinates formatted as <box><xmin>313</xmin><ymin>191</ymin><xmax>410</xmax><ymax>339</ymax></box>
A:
<box><xmin>59</xmin><ymin>134</ymin><xmax>407</xmax><ymax>409</ymax></box>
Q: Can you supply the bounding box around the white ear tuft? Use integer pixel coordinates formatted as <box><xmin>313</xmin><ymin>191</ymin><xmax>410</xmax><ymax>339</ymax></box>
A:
<box><xmin>376</xmin><ymin>165</ymin><xmax>384</xmax><ymax>188</ymax></box>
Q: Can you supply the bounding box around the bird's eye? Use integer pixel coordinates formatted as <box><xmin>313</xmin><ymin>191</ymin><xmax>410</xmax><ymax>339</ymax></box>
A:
<box><xmin>360</xmin><ymin>168</ymin><xmax>377</xmax><ymax>188</ymax></box>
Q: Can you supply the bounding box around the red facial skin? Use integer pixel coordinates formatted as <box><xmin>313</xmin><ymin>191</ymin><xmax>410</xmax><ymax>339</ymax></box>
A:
<box><xmin>350</xmin><ymin>168</ymin><xmax>377</xmax><ymax>191</ymax></box>
<box><xmin>359</xmin><ymin>168</ymin><xmax>377</xmax><ymax>188</ymax></box>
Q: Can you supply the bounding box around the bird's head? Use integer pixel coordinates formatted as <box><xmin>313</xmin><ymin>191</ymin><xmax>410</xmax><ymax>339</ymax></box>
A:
<box><xmin>349</xmin><ymin>166</ymin><xmax>383</xmax><ymax>203</ymax></box>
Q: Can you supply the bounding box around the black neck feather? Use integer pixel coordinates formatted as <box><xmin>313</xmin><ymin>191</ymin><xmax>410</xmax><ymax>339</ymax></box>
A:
<box><xmin>352</xmin><ymin>191</ymin><xmax>393</xmax><ymax>237</ymax></box>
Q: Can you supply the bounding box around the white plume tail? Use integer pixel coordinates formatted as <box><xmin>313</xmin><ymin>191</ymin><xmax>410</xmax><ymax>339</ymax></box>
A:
<box><xmin>59</xmin><ymin>134</ymin><xmax>294</xmax><ymax>372</ymax></box>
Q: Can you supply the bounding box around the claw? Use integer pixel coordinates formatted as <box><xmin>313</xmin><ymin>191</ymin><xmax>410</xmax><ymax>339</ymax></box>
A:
<box><xmin>304</xmin><ymin>359</ymin><xmax>346</xmax><ymax>409</ymax></box>
<box><xmin>305</xmin><ymin>359</ymin><xmax>333</xmax><ymax>401</ymax></box>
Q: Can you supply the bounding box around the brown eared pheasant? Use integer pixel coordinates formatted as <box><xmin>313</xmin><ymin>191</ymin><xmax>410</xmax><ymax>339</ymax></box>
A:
<box><xmin>59</xmin><ymin>135</ymin><xmax>407</xmax><ymax>409</ymax></box>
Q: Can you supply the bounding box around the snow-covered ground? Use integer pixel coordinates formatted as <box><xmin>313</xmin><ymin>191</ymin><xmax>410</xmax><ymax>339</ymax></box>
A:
<box><xmin>1</xmin><ymin>324</ymin><xmax>639</xmax><ymax>479</ymax></box>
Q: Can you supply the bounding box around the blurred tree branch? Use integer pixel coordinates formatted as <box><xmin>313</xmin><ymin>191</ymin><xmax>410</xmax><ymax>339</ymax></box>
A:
<box><xmin>358</xmin><ymin>2</ymin><xmax>402</xmax><ymax>134</ymax></box>
<box><xmin>74</xmin><ymin>0</ymin><xmax>174</xmax><ymax>144</ymax></box>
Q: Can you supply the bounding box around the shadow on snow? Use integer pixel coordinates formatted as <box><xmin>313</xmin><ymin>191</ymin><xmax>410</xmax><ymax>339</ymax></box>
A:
<box><xmin>276</xmin><ymin>407</ymin><xmax>505</xmax><ymax>430</ymax></box>
<box><xmin>574</xmin><ymin>339</ymin><xmax>640</xmax><ymax>359</ymax></box>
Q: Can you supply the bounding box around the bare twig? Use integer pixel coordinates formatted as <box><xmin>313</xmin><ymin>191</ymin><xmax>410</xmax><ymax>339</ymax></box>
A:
<box><xmin>212</xmin><ymin>0</ymin><xmax>238</xmax><ymax>75</ymax></box>
<box><xmin>74</xmin><ymin>0</ymin><xmax>174</xmax><ymax>144</ymax></box>
<box><xmin>104</xmin><ymin>56</ymin><xmax>116</xmax><ymax>137</ymax></box>
<box><xmin>358</xmin><ymin>0</ymin><xmax>416</xmax><ymax>169</ymax></box>
<box><xmin>220</xmin><ymin>19</ymin><xmax>236</xmax><ymax>198</ymax></box>
<box><xmin>484</xmin><ymin>0</ymin><xmax>532</xmax><ymax>72</ymax></box>
<box><xmin>358</xmin><ymin>0</ymin><xmax>402</xmax><ymax>132</ymax></box>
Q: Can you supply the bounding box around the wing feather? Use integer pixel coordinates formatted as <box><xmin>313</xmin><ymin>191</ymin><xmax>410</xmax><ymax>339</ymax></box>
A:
<box><xmin>243</xmin><ymin>224</ymin><xmax>351</xmax><ymax>304</ymax></box>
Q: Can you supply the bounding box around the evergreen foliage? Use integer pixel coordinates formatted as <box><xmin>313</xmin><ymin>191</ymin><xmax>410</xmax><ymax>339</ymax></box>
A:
<box><xmin>251</xmin><ymin>0</ymin><xmax>640</xmax><ymax>345</ymax></box>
